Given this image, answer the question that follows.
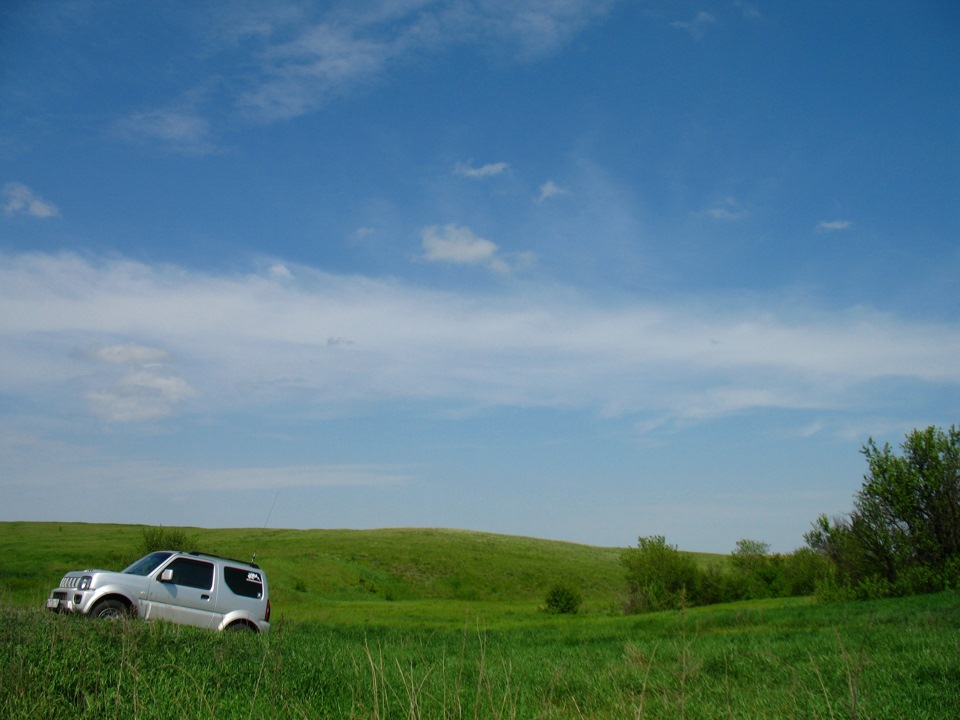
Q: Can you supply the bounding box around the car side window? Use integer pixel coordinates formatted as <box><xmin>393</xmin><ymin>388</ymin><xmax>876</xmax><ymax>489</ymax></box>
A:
<box><xmin>165</xmin><ymin>558</ymin><xmax>214</xmax><ymax>590</ymax></box>
<box><xmin>223</xmin><ymin>566</ymin><xmax>264</xmax><ymax>598</ymax></box>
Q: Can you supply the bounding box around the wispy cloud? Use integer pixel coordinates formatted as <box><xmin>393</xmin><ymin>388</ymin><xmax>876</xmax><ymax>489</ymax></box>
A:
<box><xmin>91</xmin><ymin>343</ymin><xmax>171</xmax><ymax>366</ymax></box>
<box><xmin>734</xmin><ymin>1</ymin><xmax>762</xmax><ymax>20</ymax></box>
<box><xmin>82</xmin><ymin>342</ymin><xmax>196</xmax><ymax>422</ymax></box>
<box><xmin>2</xmin><ymin>182</ymin><xmax>59</xmax><ymax>218</ymax></box>
<box><xmin>116</xmin><ymin>108</ymin><xmax>216</xmax><ymax>155</ymax></box>
<box><xmin>0</xmin><ymin>456</ymin><xmax>416</xmax><ymax>496</ymax></box>
<box><xmin>454</xmin><ymin>161</ymin><xmax>510</xmax><ymax>178</ymax></box>
<box><xmin>535</xmin><ymin>180</ymin><xmax>569</xmax><ymax>203</ymax></box>
<box><xmin>238</xmin><ymin>23</ymin><xmax>394</xmax><ymax>121</ymax></box>
<box><xmin>225</xmin><ymin>1</ymin><xmax>614</xmax><ymax>122</ymax></box>
<box><xmin>816</xmin><ymin>219</ymin><xmax>853</xmax><ymax>232</ymax></box>
<box><xmin>0</xmin><ymin>441</ymin><xmax>411</xmax><ymax>516</ymax></box>
<box><xmin>1</xmin><ymin>252</ymin><xmax>957</xmax><ymax>425</ymax></box>
<box><xmin>83</xmin><ymin>2</ymin><xmax>616</xmax><ymax>146</ymax></box>
<box><xmin>705</xmin><ymin>197</ymin><xmax>747</xmax><ymax>221</ymax></box>
<box><xmin>671</xmin><ymin>12</ymin><xmax>717</xmax><ymax>40</ymax></box>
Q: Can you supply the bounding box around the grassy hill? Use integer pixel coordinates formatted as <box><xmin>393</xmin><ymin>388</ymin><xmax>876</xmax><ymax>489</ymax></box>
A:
<box><xmin>1</xmin><ymin>522</ymin><xmax>705</xmax><ymax>619</ymax></box>
<box><xmin>3</xmin><ymin>522</ymin><xmax>959</xmax><ymax>717</ymax></box>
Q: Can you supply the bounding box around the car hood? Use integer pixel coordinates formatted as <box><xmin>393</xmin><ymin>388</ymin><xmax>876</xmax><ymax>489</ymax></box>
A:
<box><xmin>62</xmin><ymin>569</ymin><xmax>153</xmax><ymax>591</ymax></box>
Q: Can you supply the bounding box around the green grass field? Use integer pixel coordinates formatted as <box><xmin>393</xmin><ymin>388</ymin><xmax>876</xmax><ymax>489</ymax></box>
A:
<box><xmin>1</xmin><ymin>522</ymin><xmax>958</xmax><ymax>718</ymax></box>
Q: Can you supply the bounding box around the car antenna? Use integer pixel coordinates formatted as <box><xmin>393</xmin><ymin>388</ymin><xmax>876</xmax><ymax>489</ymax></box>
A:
<box><xmin>252</xmin><ymin>490</ymin><xmax>280</xmax><ymax>565</ymax></box>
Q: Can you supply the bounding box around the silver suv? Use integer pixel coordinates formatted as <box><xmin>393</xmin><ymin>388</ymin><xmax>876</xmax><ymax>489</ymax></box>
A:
<box><xmin>46</xmin><ymin>550</ymin><xmax>271</xmax><ymax>633</ymax></box>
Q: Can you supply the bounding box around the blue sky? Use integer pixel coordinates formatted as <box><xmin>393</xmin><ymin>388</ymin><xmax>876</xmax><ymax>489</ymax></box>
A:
<box><xmin>1</xmin><ymin>1</ymin><xmax>958</xmax><ymax>552</ymax></box>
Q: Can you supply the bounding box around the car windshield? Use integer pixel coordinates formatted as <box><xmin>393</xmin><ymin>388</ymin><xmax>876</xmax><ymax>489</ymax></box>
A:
<box><xmin>123</xmin><ymin>551</ymin><xmax>173</xmax><ymax>576</ymax></box>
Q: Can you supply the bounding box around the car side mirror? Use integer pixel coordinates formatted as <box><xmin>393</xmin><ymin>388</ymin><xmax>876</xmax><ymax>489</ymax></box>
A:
<box><xmin>159</xmin><ymin>569</ymin><xmax>174</xmax><ymax>583</ymax></box>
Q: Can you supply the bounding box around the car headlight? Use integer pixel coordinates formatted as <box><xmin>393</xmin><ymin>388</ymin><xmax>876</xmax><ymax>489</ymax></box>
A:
<box><xmin>78</xmin><ymin>576</ymin><xmax>93</xmax><ymax>591</ymax></box>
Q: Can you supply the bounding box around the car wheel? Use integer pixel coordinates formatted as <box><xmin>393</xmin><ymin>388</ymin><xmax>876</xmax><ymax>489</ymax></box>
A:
<box><xmin>91</xmin><ymin>599</ymin><xmax>129</xmax><ymax>620</ymax></box>
<box><xmin>227</xmin><ymin>621</ymin><xmax>257</xmax><ymax>633</ymax></box>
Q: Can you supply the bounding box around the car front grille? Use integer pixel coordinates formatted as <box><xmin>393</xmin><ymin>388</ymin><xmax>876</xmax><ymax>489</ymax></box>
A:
<box><xmin>59</xmin><ymin>576</ymin><xmax>81</xmax><ymax>589</ymax></box>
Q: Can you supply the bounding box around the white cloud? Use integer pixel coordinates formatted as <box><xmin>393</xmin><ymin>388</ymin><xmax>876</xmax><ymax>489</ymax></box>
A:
<box><xmin>734</xmin><ymin>1</ymin><xmax>762</xmax><ymax>20</ymax></box>
<box><xmin>82</xmin><ymin>341</ymin><xmax>195</xmax><ymax>422</ymax></box>
<box><xmin>65</xmin><ymin>2</ymin><xmax>616</xmax><ymax>140</ymax></box>
<box><xmin>816</xmin><ymin>219</ymin><xmax>853</xmax><ymax>232</ymax></box>
<box><xmin>0</xmin><ymin>252</ymin><xmax>957</xmax><ymax>425</ymax></box>
<box><xmin>86</xmin><ymin>373</ymin><xmax>196</xmax><ymax>423</ymax></box>
<box><xmin>116</xmin><ymin>108</ymin><xmax>215</xmax><ymax>155</ymax></box>
<box><xmin>91</xmin><ymin>343</ymin><xmax>171</xmax><ymax>365</ymax></box>
<box><xmin>419</xmin><ymin>226</ymin><xmax>534</xmax><ymax>274</ymax></box>
<box><xmin>267</xmin><ymin>263</ymin><xmax>294</xmax><ymax>280</ymax></box>
<box><xmin>671</xmin><ymin>12</ymin><xmax>717</xmax><ymax>40</ymax></box>
<box><xmin>454</xmin><ymin>161</ymin><xmax>510</xmax><ymax>178</ymax></box>
<box><xmin>535</xmin><ymin>180</ymin><xmax>569</xmax><ymax>203</ymax></box>
<box><xmin>239</xmin><ymin>23</ymin><xmax>393</xmax><ymax>121</ymax></box>
<box><xmin>421</xmin><ymin>224</ymin><xmax>503</xmax><ymax>269</ymax></box>
<box><xmin>230</xmin><ymin>1</ymin><xmax>614</xmax><ymax>122</ymax></box>
<box><xmin>2</xmin><ymin>182</ymin><xmax>60</xmax><ymax>218</ymax></box>
<box><xmin>705</xmin><ymin>197</ymin><xmax>747</xmax><ymax>221</ymax></box>
<box><xmin>351</xmin><ymin>227</ymin><xmax>376</xmax><ymax>242</ymax></box>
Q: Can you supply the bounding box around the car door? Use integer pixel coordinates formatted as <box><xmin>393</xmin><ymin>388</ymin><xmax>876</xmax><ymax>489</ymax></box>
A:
<box><xmin>146</xmin><ymin>557</ymin><xmax>220</xmax><ymax>629</ymax></box>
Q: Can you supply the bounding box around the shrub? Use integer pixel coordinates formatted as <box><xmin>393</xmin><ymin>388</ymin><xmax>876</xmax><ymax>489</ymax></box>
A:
<box><xmin>855</xmin><ymin>574</ymin><xmax>895</xmax><ymax>600</ymax></box>
<box><xmin>807</xmin><ymin>425</ymin><xmax>960</xmax><ymax>601</ymax></box>
<box><xmin>814</xmin><ymin>575</ymin><xmax>856</xmax><ymax>604</ymax></box>
<box><xmin>781</xmin><ymin>547</ymin><xmax>834</xmax><ymax>596</ymax></box>
<box><xmin>138</xmin><ymin>526</ymin><xmax>197</xmax><ymax>555</ymax></box>
<box><xmin>945</xmin><ymin>556</ymin><xmax>960</xmax><ymax>591</ymax></box>
<box><xmin>544</xmin><ymin>584</ymin><xmax>582</xmax><ymax>614</ymax></box>
<box><xmin>696</xmin><ymin>564</ymin><xmax>738</xmax><ymax>605</ymax></box>
<box><xmin>729</xmin><ymin>539</ymin><xmax>781</xmax><ymax>599</ymax></box>
<box><xmin>621</xmin><ymin>535</ymin><xmax>703</xmax><ymax>613</ymax></box>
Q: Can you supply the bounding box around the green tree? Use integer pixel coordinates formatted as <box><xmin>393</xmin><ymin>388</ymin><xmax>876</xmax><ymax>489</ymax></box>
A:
<box><xmin>730</xmin><ymin>539</ymin><xmax>771</xmax><ymax>578</ymax></box>
<box><xmin>806</xmin><ymin>425</ymin><xmax>960</xmax><ymax>597</ymax></box>
<box><xmin>861</xmin><ymin>426</ymin><xmax>960</xmax><ymax>571</ymax></box>
<box><xmin>780</xmin><ymin>547</ymin><xmax>834</xmax><ymax>596</ymax></box>
<box><xmin>730</xmin><ymin>539</ymin><xmax>782</xmax><ymax>598</ymax></box>
<box><xmin>620</xmin><ymin>535</ymin><xmax>702</xmax><ymax>613</ymax></box>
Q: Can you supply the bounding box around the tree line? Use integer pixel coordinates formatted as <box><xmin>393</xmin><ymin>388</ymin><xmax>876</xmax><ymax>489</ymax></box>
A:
<box><xmin>620</xmin><ymin>424</ymin><xmax>960</xmax><ymax>612</ymax></box>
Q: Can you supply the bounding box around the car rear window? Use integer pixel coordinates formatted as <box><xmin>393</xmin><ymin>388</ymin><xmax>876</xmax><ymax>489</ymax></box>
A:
<box><xmin>224</xmin><ymin>566</ymin><xmax>264</xmax><ymax>599</ymax></box>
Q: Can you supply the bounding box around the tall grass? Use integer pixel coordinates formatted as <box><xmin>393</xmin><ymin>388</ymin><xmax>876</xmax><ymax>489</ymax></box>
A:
<box><xmin>0</xmin><ymin>522</ymin><xmax>628</xmax><ymax>615</ymax></box>
<box><xmin>3</xmin><ymin>592</ymin><xmax>958</xmax><ymax>718</ymax></box>
<box><xmin>2</xmin><ymin>523</ymin><xmax>958</xmax><ymax>717</ymax></box>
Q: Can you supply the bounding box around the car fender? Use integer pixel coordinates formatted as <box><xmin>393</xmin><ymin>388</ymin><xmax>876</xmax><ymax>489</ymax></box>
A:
<box><xmin>218</xmin><ymin>609</ymin><xmax>266</xmax><ymax>632</ymax></box>
<box><xmin>83</xmin><ymin>584</ymin><xmax>142</xmax><ymax>616</ymax></box>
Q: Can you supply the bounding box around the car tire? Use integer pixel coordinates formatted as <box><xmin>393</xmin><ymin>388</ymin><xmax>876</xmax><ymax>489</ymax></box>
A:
<box><xmin>90</xmin><ymin>599</ymin><xmax>129</xmax><ymax>620</ymax></box>
<box><xmin>227</xmin><ymin>621</ymin><xmax>257</xmax><ymax>632</ymax></box>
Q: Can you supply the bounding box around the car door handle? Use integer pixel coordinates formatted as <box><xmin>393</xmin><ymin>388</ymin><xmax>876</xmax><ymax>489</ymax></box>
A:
<box><xmin>201</xmin><ymin>594</ymin><xmax>210</xmax><ymax>600</ymax></box>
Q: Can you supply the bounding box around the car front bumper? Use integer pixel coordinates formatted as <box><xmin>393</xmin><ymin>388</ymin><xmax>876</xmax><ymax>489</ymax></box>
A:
<box><xmin>46</xmin><ymin>590</ymin><xmax>93</xmax><ymax>614</ymax></box>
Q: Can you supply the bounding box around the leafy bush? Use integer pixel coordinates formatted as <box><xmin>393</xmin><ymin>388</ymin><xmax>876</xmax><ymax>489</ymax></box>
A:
<box><xmin>781</xmin><ymin>547</ymin><xmax>833</xmax><ymax>596</ymax></box>
<box><xmin>730</xmin><ymin>539</ymin><xmax>780</xmax><ymax>599</ymax></box>
<box><xmin>138</xmin><ymin>526</ymin><xmax>197</xmax><ymax>555</ymax></box>
<box><xmin>543</xmin><ymin>584</ymin><xmax>582</xmax><ymax>614</ymax></box>
<box><xmin>695</xmin><ymin>564</ymin><xmax>738</xmax><ymax>605</ymax></box>
<box><xmin>621</xmin><ymin>535</ymin><xmax>703</xmax><ymax>613</ymax></box>
<box><xmin>805</xmin><ymin>425</ymin><xmax>960</xmax><ymax>601</ymax></box>
<box><xmin>621</xmin><ymin>536</ymin><xmax>838</xmax><ymax>612</ymax></box>
<box><xmin>813</xmin><ymin>574</ymin><xmax>856</xmax><ymax>604</ymax></box>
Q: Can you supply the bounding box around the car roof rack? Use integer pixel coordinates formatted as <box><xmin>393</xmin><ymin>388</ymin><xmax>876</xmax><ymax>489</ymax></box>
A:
<box><xmin>185</xmin><ymin>550</ymin><xmax>260</xmax><ymax>569</ymax></box>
